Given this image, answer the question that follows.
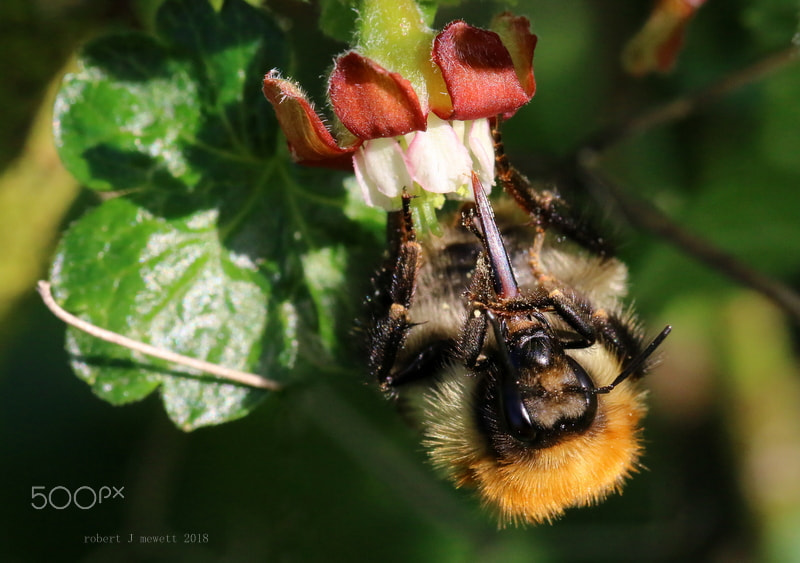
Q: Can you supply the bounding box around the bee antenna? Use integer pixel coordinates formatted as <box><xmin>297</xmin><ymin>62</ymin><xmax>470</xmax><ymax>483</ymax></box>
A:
<box><xmin>471</xmin><ymin>172</ymin><xmax>520</xmax><ymax>299</ymax></box>
<box><xmin>594</xmin><ymin>325</ymin><xmax>672</xmax><ymax>394</ymax></box>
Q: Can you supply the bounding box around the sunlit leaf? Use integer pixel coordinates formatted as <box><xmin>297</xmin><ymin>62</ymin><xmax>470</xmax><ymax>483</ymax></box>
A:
<box><xmin>49</xmin><ymin>0</ymin><xmax>367</xmax><ymax>430</ymax></box>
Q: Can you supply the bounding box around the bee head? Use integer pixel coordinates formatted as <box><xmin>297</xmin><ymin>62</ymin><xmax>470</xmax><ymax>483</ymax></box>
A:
<box><xmin>486</xmin><ymin>314</ymin><xmax>598</xmax><ymax>449</ymax></box>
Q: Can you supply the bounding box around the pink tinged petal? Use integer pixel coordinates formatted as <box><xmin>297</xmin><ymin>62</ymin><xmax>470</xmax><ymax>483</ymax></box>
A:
<box><xmin>353</xmin><ymin>137</ymin><xmax>414</xmax><ymax>208</ymax></box>
<box><xmin>491</xmin><ymin>13</ymin><xmax>537</xmax><ymax>100</ymax></box>
<box><xmin>464</xmin><ymin>119</ymin><xmax>495</xmax><ymax>193</ymax></box>
<box><xmin>328</xmin><ymin>52</ymin><xmax>428</xmax><ymax>140</ymax></box>
<box><xmin>432</xmin><ymin>21</ymin><xmax>531</xmax><ymax>121</ymax></box>
<box><xmin>451</xmin><ymin>119</ymin><xmax>493</xmax><ymax>192</ymax></box>
<box><xmin>262</xmin><ymin>71</ymin><xmax>354</xmax><ymax>169</ymax></box>
<box><xmin>353</xmin><ymin>158</ymin><xmax>397</xmax><ymax>210</ymax></box>
<box><xmin>405</xmin><ymin>115</ymin><xmax>472</xmax><ymax>194</ymax></box>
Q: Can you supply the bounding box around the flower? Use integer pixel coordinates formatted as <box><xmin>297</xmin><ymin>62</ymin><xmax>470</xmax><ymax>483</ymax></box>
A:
<box><xmin>262</xmin><ymin>5</ymin><xmax>536</xmax><ymax>214</ymax></box>
<box><xmin>622</xmin><ymin>0</ymin><xmax>707</xmax><ymax>76</ymax></box>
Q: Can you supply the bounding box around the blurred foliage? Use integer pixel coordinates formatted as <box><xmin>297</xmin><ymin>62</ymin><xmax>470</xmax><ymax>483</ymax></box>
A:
<box><xmin>1</xmin><ymin>0</ymin><xmax>799</xmax><ymax>561</ymax></box>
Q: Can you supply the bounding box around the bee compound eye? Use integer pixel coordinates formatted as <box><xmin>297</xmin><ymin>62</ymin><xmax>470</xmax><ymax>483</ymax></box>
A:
<box><xmin>564</xmin><ymin>356</ymin><xmax>599</xmax><ymax>431</ymax></box>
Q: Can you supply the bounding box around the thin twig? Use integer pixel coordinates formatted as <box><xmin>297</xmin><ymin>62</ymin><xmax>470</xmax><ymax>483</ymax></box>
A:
<box><xmin>37</xmin><ymin>280</ymin><xmax>283</xmax><ymax>391</ymax></box>
<box><xmin>584</xmin><ymin>45</ymin><xmax>799</xmax><ymax>155</ymax></box>
<box><xmin>570</xmin><ymin>43</ymin><xmax>800</xmax><ymax>323</ymax></box>
<box><xmin>577</xmin><ymin>168</ymin><xmax>800</xmax><ymax>323</ymax></box>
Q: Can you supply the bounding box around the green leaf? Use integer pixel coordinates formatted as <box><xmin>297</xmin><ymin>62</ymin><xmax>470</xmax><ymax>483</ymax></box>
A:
<box><xmin>49</xmin><ymin>0</ymin><xmax>370</xmax><ymax>430</ymax></box>
<box><xmin>52</xmin><ymin>198</ymin><xmax>273</xmax><ymax>429</ymax></box>
<box><xmin>54</xmin><ymin>32</ymin><xmax>204</xmax><ymax>192</ymax></box>
<box><xmin>741</xmin><ymin>0</ymin><xmax>800</xmax><ymax>50</ymax></box>
<box><xmin>301</xmin><ymin>245</ymin><xmax>347</xmax><ymax>351</ymax></box>
<box><xmin>319</xmin><ymin>0</ymin><xmax>359</xmax><ymax>43</ymax></box>
<box><xmin>54</xmin><ymin>0</ymin><xmax>282</xmax><ymax>193</ymax></box>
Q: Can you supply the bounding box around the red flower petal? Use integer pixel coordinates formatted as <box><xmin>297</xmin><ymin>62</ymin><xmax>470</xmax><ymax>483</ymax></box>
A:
<box><xmin>262</xmin><ymin>71</ymin><xmax>354</xmax><ymax>169</ymax></box>
<box><xmin>655</xmin><ymin>0</ymin><xmax>705</xmax><ymax>72</ymax></box>
<box><xmin>491</xmin><ymin>13</ymin><xmax>537</xmax><ymax>99</ymax></box>
<box><xmin>328</xmin><ymin>52</ymin><xmax>427</xmax><ymax>140</ymax></box>
<box><xmin>622</xmin><ymin>0</ymin><xmax>707</xmax><ymax>76</ymax></box>
<box><xmin>432</xmin><ymin>20</ymin><xmax>532</xmax><ymax>121</ymax></box>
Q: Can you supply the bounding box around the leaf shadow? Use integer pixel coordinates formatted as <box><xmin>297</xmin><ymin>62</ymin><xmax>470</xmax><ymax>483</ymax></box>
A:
<box><xmin>81</xmin><ymin>144</ymin><xmax>188</xmax><ymax>192</ymax></box>
<box><xmin>72</xmin><ymin>354</ymin><xmax>271</xmax><ymax>394</ymax></box>
<box><xmin>81</xmin><ymin>32</ymin><xmax>175</xmax><ymax>82</ymax></box>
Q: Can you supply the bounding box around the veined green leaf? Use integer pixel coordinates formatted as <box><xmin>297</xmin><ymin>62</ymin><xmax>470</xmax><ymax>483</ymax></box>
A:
<box><xmin>49</xmin><ymin>0</ymin><xmax>374</xmax><ymax>430</ymax></box>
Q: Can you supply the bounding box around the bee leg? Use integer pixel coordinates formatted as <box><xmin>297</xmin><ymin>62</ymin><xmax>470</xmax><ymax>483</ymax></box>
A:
<box><xmin>493</xmin><ymin>122</ymin><xmax>613</xmax><ymax>257</ymax></box>
<box><xmin>459</xmin><ymin>253</ymin><xmax>495</xmax><ymax>367</ymax></box>
<box><xmin>368</xmin><ymin>193</ymin><xmax>423</xmax><ymax>390</ymax></box>
<box><xmin>384</xmin><ymin>339</ymin><xmax>453</xmax><ymax>388</ymax></box>
<box><xmin>528</xmin><ymin>229</ymin><xmax>549</xmax><ymax>281</ymax></box>
<box><xmin>459</xmin><ymin>308</ymin><xmax>488</xmax><ymax>368</ymax></box>
<box><xmin>493</xmin><ymin>120</ymin><xmax>562</xmax><ymax>235</ymax></box>
<box><xmin>545</xmin><ymin>288</ymin><xmax>655</xmax><ymax>378</ymax></box>
<box><xmin>591</xmin><ymin>310</ymin><xmax>658</xmax><ymax>379</ymax></box>
<box><xmin>544</xmin><ymin>288</ymin><xmax>598</xmax><ymax>349</ymax></box>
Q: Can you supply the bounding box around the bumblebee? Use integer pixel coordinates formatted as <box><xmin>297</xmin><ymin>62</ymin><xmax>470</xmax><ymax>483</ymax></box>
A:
<box><xmin>365</xmin><ymin>133</ymin><xmax>671</xmax><ymax>526</ymax></box>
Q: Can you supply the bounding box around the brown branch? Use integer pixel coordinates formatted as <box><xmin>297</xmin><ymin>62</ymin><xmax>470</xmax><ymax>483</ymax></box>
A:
<box><xmin>569</xmin><ymin>44</ymin><xmax>800</xmax><ymax>323</ymax></box>
<box><xmin>584</xmin><ymin>45</ymin><xmax>799</xmax><ymax>155</ymax></box>
<box><xmin>576</xmin><ymin>168</ymin><xmax>800</xmax><ymax>323</ymax></box>
<box><xmin>37</xmin><ymin>281</ymin><xmax>283</xmax><ymax>391</ymax></box>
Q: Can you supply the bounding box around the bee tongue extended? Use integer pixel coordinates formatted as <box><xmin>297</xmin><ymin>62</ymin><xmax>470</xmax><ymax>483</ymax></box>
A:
<box><xmin>471</xmin><ymin>172</ymin><xmax>520</xmax><ymax>299</ymax></box>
